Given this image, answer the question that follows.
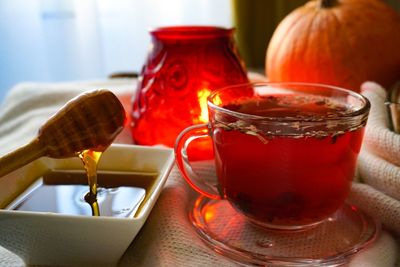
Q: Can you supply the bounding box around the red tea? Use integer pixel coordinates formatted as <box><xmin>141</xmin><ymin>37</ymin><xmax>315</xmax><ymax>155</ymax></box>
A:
<box><xmin>211</xmin><ymin>94</ymin><xmax>365</xmax><ymax>227</ymax></box>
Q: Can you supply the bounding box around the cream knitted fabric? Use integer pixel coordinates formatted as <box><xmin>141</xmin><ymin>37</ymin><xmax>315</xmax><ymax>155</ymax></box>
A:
<box><xmin>0</xmin><ymin>79</ymin><xmax>397</xmax><ymax>267</ymax></box>
<box><xmin>349</xmin><ymin>82</ymin><xmax>400</xmax><ymax>237</ymax></box>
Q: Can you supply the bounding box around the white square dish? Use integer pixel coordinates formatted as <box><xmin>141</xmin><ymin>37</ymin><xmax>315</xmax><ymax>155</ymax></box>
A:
<box><xmin>0</xmin><ymin>144</ymin><xmax>174</xmax><ymax>266</ymax></box>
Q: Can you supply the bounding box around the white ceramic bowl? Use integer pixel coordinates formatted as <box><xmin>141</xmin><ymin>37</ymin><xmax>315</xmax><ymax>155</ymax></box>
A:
<box><xmin>0</xmin><ymin>144</ymin><xmax>174</xmax><ymax>266</ymax></box>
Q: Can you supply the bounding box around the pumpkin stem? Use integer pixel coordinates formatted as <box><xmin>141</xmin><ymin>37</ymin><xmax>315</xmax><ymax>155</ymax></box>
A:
<box><xmin>320</xmin><ymin>0</ymin><xmax>338</xmax><ymax>8</ymax></box>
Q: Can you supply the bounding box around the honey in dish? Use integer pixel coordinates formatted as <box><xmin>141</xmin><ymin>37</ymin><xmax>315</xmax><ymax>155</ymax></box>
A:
<box><xmin>9</xmin><ymin>168</ymin><xmax>158</xmax><ymax>217</ymax></box>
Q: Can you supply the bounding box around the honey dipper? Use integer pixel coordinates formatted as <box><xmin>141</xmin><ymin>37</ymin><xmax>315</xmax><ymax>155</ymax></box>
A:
<box><xmin>0</xmin><ymin>89</ymin><xmax>126</xmax><ymax>178</ymax></box>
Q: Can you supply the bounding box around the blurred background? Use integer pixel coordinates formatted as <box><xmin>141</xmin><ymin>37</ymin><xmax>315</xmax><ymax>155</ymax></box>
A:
<box><xmin>0</xmin><ymin>0</ymin><xmax>399</xmax><ymax>103</ymax></box>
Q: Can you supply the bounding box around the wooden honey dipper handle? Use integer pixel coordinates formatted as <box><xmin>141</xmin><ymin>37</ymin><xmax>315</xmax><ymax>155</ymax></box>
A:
<box><xmin>0</xmin><ymin>89</ymin><xmax>126</xmax><ymax>178</ymax></box>
<box><xmin>0</xmin><ymin>139</ymin><xmax>46</xmax><ymax>178</ymax></box>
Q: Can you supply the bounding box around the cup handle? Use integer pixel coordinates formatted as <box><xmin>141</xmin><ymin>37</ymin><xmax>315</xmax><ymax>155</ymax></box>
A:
<box><xmin>174</xmin><ymin>123</ymin><xmax>221</xmax><ymax>200</ymax></box>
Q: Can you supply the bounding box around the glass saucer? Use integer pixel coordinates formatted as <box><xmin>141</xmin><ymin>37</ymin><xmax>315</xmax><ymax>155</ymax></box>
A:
<box><xmin>190</xmin><ymin>196</ymin><xmax>381</xmax><ymax>266</ymax></box>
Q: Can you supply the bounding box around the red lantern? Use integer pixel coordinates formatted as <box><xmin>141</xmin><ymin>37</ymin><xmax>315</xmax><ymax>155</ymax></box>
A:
<box><xmin>131</xmin><ymin>26</ymin><xmax>248</xmax><ymax>159</ymax></box>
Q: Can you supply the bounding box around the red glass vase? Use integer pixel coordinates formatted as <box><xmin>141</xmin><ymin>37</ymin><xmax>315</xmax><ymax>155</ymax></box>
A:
<box><xmin>130</xmin><ymin>26</ymin><xmax>248</xmax><ymax>152</ymax></box>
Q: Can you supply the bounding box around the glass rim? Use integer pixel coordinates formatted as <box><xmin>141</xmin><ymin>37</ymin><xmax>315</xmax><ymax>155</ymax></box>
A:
<box><xmin>150</xmin><ymin>25</ymin><xmax>233</xmax><ymax>39</ymax></box>
<box><xmin>207</xmin><ymin>82</ymin><xmax>371</xmax><ymax>123</ymax></box>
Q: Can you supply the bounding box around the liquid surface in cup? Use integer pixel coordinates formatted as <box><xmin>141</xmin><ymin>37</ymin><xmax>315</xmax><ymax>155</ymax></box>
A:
<box><xmin>212</xmin><ymin>94</ymin><xmax>365</xmax><ymax>227</ymax></box>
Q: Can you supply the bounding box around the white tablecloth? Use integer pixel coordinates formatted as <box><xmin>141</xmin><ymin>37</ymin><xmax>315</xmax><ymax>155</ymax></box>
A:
<box><xmin>0</xmin><ymin>78</ymin><xmax>397</xmax><ymax>267</ymax></box>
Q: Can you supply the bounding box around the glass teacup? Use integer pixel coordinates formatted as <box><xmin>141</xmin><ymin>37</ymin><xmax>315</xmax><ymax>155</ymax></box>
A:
<box><xmin>175</xmin><ymin>82</ymin><xmax>370</xmax><ymax>230</ymax></box>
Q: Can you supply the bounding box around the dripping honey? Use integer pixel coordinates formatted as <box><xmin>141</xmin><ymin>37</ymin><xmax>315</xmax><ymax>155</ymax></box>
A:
<box><xmin>78</xmin><ymin>150</ymin><xmax>102</xmax><ymax>216</ymax></box>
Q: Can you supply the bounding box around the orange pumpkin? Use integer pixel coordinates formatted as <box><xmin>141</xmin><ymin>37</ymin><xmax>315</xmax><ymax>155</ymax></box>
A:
<box><xmin>266</xmin><ymin>0</ymin><xmax>400</xmax><ymax>92</ymax></box>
